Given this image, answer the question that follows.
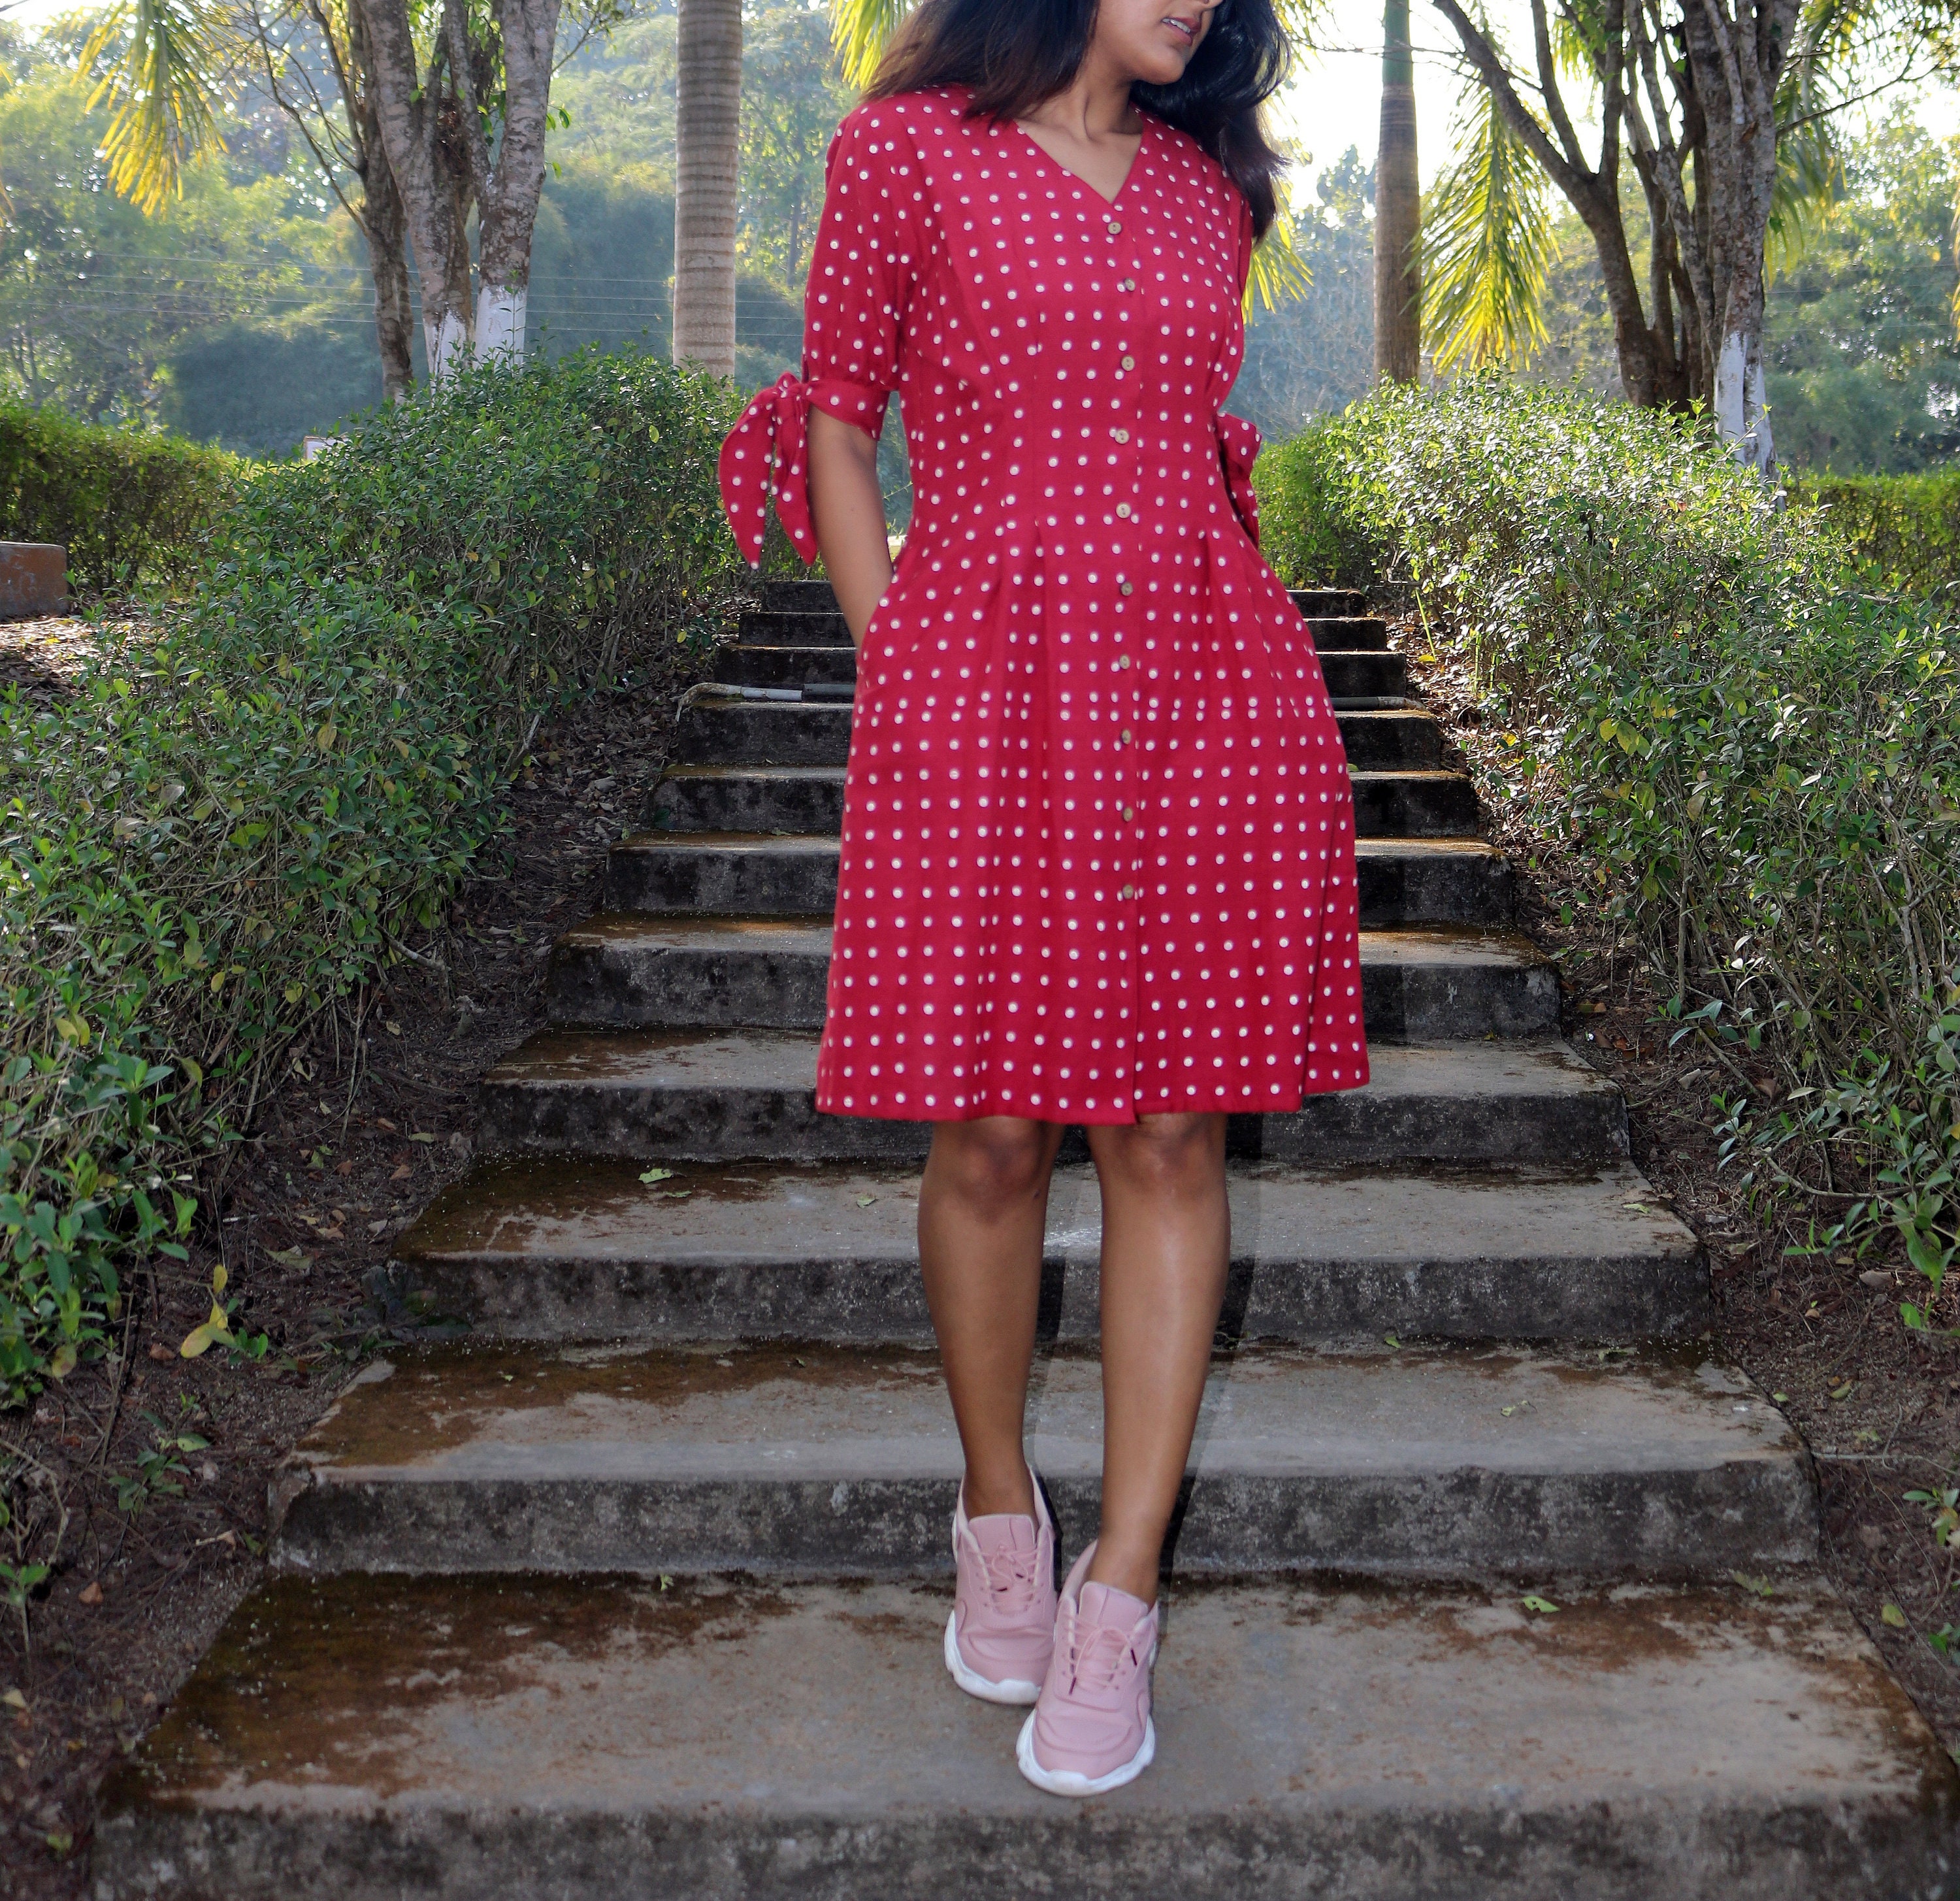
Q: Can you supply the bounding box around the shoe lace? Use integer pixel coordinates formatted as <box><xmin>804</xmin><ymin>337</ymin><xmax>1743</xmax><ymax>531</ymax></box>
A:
<box><xmin>978</xmin><ymin>1542</ymin><xmax>1042</xmax><ymax>1615</ymax></box>
<box><xmin>1064</xmin><ymin>1615</ymin><xmax>1136</xmax><ymax>1695</ymax></box>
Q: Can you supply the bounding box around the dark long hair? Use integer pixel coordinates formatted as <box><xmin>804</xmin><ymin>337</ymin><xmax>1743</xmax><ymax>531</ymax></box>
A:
<box><xmin>866</xmin><ymin>0</ymin><xmax>1292</xmax><ymax>237</ymax></box>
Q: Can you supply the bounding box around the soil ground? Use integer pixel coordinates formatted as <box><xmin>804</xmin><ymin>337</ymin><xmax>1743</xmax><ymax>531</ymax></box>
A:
<box><xmin>5</xmin><ymin>610</ymin><xmax>1956</xmax><ymax>1897</ymax></box>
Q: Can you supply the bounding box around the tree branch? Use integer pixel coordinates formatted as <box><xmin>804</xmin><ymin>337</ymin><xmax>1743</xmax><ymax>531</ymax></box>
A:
<box><xmin>1429</xmin><ymin>0</ymin><xmax>1601</xmax><ymax>211</ymax></box>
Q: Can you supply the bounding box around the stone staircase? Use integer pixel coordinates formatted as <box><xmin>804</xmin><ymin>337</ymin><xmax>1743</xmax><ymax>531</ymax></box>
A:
<box><xmin>93</xmin><ymin>580</ymin><xmax>1959</xmax><ymax>1899</ymax></box>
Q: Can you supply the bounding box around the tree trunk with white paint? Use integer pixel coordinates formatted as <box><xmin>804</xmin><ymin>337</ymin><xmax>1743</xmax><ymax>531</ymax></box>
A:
<box><xmin>673</xmin><ymin>0</ymin><xmax>742</xmax><ymax>376</ymax></box>
<box><xmin>448</xmin><ymin>0</ymin><xmax>563</xmax><ymax>365</ymax></box>
<box><xmin>248</xmin><ymin>0</ymin><xmax>417</xmax><ymax>397</ymax></box>
<box><xmin>1431</xmin><ymin>0</ymin><xmax>1796</xmax><ymax>465</ymax></box>
<box><xmin>359</xmin><ymin>0</ymin><xmax>475</xmax><ymax>379</ymax></box>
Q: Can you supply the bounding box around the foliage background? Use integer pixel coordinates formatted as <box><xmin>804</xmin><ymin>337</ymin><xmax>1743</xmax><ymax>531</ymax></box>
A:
<box><xmin>0</xmin><ymin>352</ymin><xmax>744</xmax><ymax>1404</ymax></box>
<box><xmin>1257</xmin><ymin>380</ymin><xmax>1960</xmax><ymax>1321</ymax></box>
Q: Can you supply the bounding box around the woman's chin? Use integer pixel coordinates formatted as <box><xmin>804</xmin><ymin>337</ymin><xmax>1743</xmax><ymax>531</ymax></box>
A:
<box><xmin>1128</xmin><ymin>49</ymin><xmax>1195</xmax><ymax>86</ymax></box>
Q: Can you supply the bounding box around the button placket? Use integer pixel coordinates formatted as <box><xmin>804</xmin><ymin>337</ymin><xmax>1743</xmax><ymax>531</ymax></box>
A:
<box><xmin>1103</xmin><ymin>207</ymin><xmax>1143</xmax><ymax>957</ymax></box>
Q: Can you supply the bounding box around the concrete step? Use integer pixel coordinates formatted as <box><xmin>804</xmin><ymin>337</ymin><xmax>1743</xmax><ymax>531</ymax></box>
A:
<box><xmin>604</xmin><ymin>833</ymin><xmax>1514</xmax><ymax>927</ymax></box>
<box><xmin>476</xmin><ymin>1032</ymin><xmax>1627</xmax><ymax>1166</ymax></box>
<box><xmin>393</xmin><ymin>1155</ymin><xmax>1708</xmax><ymax>1344</ymax></box>
<box><xmin>1292</xmin><ymin>586</ymin><xmax>1369</xmax><ymax>617</ymax></box>
<box><xmin>730</xmin><ymin>610</ymin><xmax>1395</xmax><ymax>657</ymax></box>
<box><xmin>266</xmin><ymin>1342</ymin><xmax>1808</xmax><ymax>1581</ymax></box>
<box><xmin>762</xmin><ymin>576</ymin><xmax>849</xmax><ymax>612</ymax></box>
<box><xmin>648</xmin><ymin>765</ymin><xmax>1484</xmax><ymax>839</ymax></box>
<box><xmin>734</xmin><ymin>608</ymin><xmax>854</xmax><ymax>648</ymax></box>
<box><xmin>544</xmin><ymin>920</ymin><xmax>1559</xmax><ymax>1041</ymax></box>
<box><xmin>673</xmin><ymin>701</ymin><xmax>1444</xmax><ymax>770</ymax></box>
<box><xmin>95</xmin><ymin>1572</ymin><xmax>1959</xmax><ymax>1901</ymax></box>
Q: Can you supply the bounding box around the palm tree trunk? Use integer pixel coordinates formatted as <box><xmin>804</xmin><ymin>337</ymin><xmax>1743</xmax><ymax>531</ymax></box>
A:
<box><xmin>673</xmin><ymin>0</ymin><xmax>742</xmax><ymax>376</ymax></box>
<box><xmin>1373</xmin><ymin>0</ymin><xmax>1422</xmax><ymax>384</ymax></box>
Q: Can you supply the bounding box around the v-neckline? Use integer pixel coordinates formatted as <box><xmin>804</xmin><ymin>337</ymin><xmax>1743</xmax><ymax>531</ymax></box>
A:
<box><xmin>1009</xmin><ymin>113</ymin><xmax>1149</xmax><ymax>209</ymax></box>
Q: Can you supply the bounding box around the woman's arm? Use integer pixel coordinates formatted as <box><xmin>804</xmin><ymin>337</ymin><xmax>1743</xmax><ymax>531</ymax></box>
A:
<box><xmin>809</xmin><ymin>408</ymin><xmax>893</xmax><ymax>648</ymax></box>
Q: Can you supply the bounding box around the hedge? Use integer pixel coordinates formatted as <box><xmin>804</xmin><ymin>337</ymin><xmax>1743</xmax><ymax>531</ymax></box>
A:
<box><xmin>0</xmin><ymin>348</ymin><xmax>746</xmax><ymax>1402</ymax></box>
<box><xmin>0</xmin><ymin>403</ymin><xmax>246</xmax><ymax>597</ymax></box>
<box><xmin>1796</xmin><ymin>469</ymin><xmax>1960</xmax><ymax>599</ymax></box>
<box><xmin>1257</xmin><ymin>380</ymin><xmax>1959</xmax><ymax>1321</ymax></box>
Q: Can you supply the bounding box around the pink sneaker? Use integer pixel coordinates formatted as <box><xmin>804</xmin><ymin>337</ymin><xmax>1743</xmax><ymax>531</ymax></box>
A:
<box><xmin>1016</xmin><ymin>1542</ymin><xmax>1160</xmax><ymax>1796</ymax></box>
<box><xmin>942</xmin><ymin>1472</ymin><xmax>1056</xmax><ymax>1706</ymax></box>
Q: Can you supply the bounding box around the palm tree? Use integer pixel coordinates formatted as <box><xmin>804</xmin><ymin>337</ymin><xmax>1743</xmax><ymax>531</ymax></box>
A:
<box><xmin>1373</xmin><ymin>0</ymin><xmax>1421</xmax><ymax>382</ymax></box>
<box><xmin>82</xmin><ymin>0</ymin><xmax>234</xmax><ymax>216</ymax></box>
<box><xmin>674</xmin><ymin>0</ymin><xmax>743</xmax><ymax>376</ymax></box>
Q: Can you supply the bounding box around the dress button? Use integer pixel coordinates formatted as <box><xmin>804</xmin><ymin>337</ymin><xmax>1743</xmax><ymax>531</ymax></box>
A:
<box><xmin>1115</xmin><ymin>502</ymin><xmax>1132</xmax><ymax>518</ymax></box>
<box><xmin>1120</xmin><ymin>355</ymin><xmax>1135</xmax><ymax>371</ymax></box>
<box><xmin>1107</xmin><ymin>217</ymin><xmax>1122</xmax><ymax>234</ymax></box>
<box><xmin>1117</xmin><ymin>655</ymin><xmax>1132</xmax><ymax>669</ymax></box>
<box><xmin>1122</xmin><ymin>805</ymin><xmax>1135</xmax><ymax>821</ymax></box>
<box><xmin>1119</xmin><ymin>728</ymin><xmax>1133</xmax><ymax>744</ymax></box>
<box><xmin>1120</xmin><ymin>884</ymin><xmax>1135</xmax><ymax>901</ymax></box>
<box><xmin>1113</xmin><ymin>428</ymin><xmax>1130</xmax><ymax>443</ymax></box>
<box><xmin>1119</xmin><ymin>277</ymin><xmax>1137</xmax><ymax>292</ymax></box>
<box><xmin>1119</xmin><ymin>580</ymin><xmax>1134</xmax><ymax>595</ymax></box>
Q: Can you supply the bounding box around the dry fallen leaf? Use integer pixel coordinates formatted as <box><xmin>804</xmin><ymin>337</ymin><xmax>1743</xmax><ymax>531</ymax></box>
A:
<box><xmin>77</xmin><ymin>1581</ymin><xmax>103</xmax><ymax>1607</ymax></box>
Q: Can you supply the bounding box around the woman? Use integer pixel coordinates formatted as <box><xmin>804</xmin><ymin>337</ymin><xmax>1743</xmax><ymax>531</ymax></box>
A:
<box><xmin>717</xmin><ymin>0</ymin><xmax>1367</xmax><ymax>1797</ymax></box>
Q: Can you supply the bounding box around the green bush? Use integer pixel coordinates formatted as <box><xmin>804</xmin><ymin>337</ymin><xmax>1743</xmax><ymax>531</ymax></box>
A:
<box><xmin>0</xmin><ymin>348</ymin><xmax>745</xmax><ymax>1401</ymax></box>
<box><xmin>1253</xmin><ymin>425</ymin><xmax>1381</xmax><ymax>591</ymax></box>
<box><xmin>1796</xmin><ymin>469</ymin><xmax>1960</xmax><ymax>599</ymax></box>
<box><xmin>1266</xmin><ymin>378</ymin><xmax>1960</xmax><ymax>1319</ymax></box>
<box><xmin>0</xmin><ymin>403</ymin><xmax>247</xmax><ymax>597</ymax></box>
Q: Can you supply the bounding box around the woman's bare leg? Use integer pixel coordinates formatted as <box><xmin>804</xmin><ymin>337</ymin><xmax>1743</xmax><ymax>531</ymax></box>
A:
<box><xmin>919</xmin><ymin>1116</ymin><xmax>1066</xmax><ymax>1519</ymax></box>
<box><xmin>1082</xmin><ymin>1112</ymin><xmax>1230</xmax><ymax>1602</ymax></box>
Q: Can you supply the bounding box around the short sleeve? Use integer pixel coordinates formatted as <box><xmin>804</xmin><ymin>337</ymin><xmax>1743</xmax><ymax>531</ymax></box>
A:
<box><xmin>801</xmin><ymin>103</ymin><xmax>929</xmax><ymax>441</ymax></box>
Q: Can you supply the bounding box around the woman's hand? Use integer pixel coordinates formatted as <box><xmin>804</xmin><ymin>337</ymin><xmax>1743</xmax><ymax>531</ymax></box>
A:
<box><xmin>809</xmin><ymin>408</ymin><xmax>894</xmax><ymax>648</ymax></box>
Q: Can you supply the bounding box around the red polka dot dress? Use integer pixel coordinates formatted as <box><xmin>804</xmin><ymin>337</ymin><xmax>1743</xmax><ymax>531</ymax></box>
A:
<box><xmin>719</xmin><ymin>88</ymin><xmax>1369</xmax><ymax>1125</ymax></box>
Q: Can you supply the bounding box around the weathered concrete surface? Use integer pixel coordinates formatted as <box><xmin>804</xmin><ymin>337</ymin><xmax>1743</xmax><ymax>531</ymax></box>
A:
<box><xmin>393</xmin><ymin>1157</ymin><xmax>1708</xmax><ymax>1344</ymax></box>
<box><xmin>1291</xmin><ymin>587</ymin><xmax>1369</xmax><ymax>617</ymax></box>
<box><xmin>606</xmin><ymin>833</ymin><xmax>1515</xmax><ymax>927</ymax></box>
<box><xmin>715</xmin><ymin>642</ymin><xmax>860</xmax><ymax>686</ymax></box>
<box><xmin>476</xmin><ymin>1031</ymin><xmax>1628</xmax><ymax>1165</ymax></box>
<box><xmin>91</xmin><ymin>1574</ymin><xmax>1960</xmax><ymax>1901</ymax></box>
<box><xmin>266</xmin><ymin>1342</ymin><xmax>1811</xmax><ymax>1580</ymax></box>
<box><xmin>672</xmin><ymin>701</ymin><xmax>1446</xmax><ymax>770</ymax></box>
<box><xmin>546</xmin><ymin>919</ymin><xmax>1560</xmax><ymax>1040</ymax></box>
<box><xmin>604</xmin><ymin>831</ymin><xmax>841</xmax><ymax>917</ymax></box>
<box><xmin>647</xmin><ymin>765</ymin><xmax>850</xmax><ymax>835</ymax></box>
<box><xmin>0</xmin><ymin>540</ymin><xmax>67</xmax><ymax>617</ymax></box>
<box><xmin>647</xmin><ymin>765</ymin><xmax>1484</xmax><ymax>840</ymax></box>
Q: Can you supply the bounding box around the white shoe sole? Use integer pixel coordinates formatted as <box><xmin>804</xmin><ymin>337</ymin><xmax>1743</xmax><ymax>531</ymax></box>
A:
<box><xmin>1014</xmin><ymin>1709</ymin><xmax>1156</xmax><ymax>1796</ymax></box>
<box><xmin>943</xmin><ymin>1612</ymin><xmax>1043</xmax><ymax>1706</ymax></box>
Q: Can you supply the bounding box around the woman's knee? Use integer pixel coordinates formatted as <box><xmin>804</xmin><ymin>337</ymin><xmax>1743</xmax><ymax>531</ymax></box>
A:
<box><xmin>1093</xmin><ymin>1113</ymin><xmax>1224</xmax><ymax>1195</ymax></box>
<box><xmin>928</xmin><ymin>1117</ymin><xmax>1055</xmax><ymax>1208</ymax></box>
